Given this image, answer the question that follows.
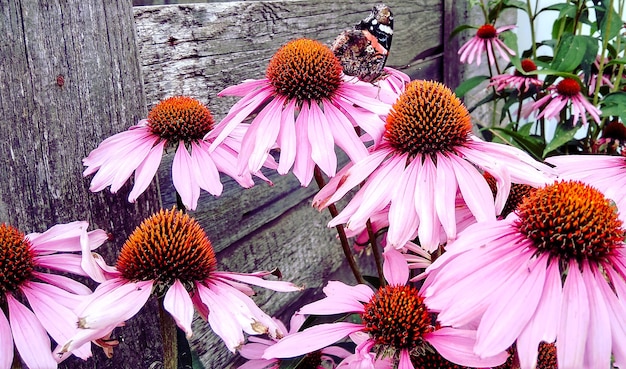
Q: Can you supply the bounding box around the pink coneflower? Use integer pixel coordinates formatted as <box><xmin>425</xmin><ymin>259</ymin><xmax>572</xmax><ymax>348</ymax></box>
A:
<box><xmin>83</xmin><ymin>96</ymin><xmax>271</xmax><ymax>210</ymax></box>
<box><xmin>546</xmin><ymin>154</ymin><xmax>626</xmax><ymax>221</ymax></box>
<box><xmin>209</xmin><ymin>38</ymin><xmax>392</xmax><ymax>186</ymax></box>
<box><xmin>263</xmin><ymin>249</ymin><xmax>508</xmax><ymax>368</ymax></box>
<box><xmin>61</xmin><ymin>208</ymin><xmax>301</xmax><ymax>355</ymax></box>
<box><xmin>422</xmin><ymin>180</ymin><xmax>626</xmax><ymax>369</ymax></box>
<box><xmin>0</xmin><ymin>221</ymin><xmax>108</xmax><ymax>368</ymax></box>
<box><xmin>458</xmin><ymin>24</ymin><xmax>516</xmax><ymax>66</ymax></box>
<box><xmin>489</xmin><ymin>58</ymin><xmax>542</xmax><ymax>93</ymax></box>
<box><xmin>523</xmin><ymin>77</ymin><xmax>601</xmax><ymax>126</ymax></box>
<box><xmin>237</xmin><ymin>313</ymin><xmax>350</xmax><ymax>369</ymax></box>
<box><xmin>313</xmin><ymin>80</ymin><xmax>553</xmax><ymax>251</ymax></box>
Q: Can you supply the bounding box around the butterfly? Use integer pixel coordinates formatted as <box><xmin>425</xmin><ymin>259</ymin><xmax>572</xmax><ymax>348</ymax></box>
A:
<box><xmin>331</xmin><ymin>4</ymin><xmax>394</xmax><ymax>83</ymax></box>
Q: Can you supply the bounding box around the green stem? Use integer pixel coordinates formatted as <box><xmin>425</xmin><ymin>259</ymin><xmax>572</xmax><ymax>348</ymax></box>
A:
<box><xmin>313</xmin><ymin>166</ymin><xmax>365</xmax><ymax>285</ymax></box>
<box><xmin>590</xmin><ymin>0</ymin><xmax>615</xmax><ymax>144</ymax></box>
<box><xmin>526</xmin><ymin>0</ymin><xmax>537</xmax><ymax>59</ymax></box>
<box><xmin>159</xmin><ymin>297</ymin><xmax>178</xmax><ymax>369</ymax></box>
<box><xmin>366</xmin><ymin>219</ymin><xmax>385</xmax><ymax>287</ymax></box>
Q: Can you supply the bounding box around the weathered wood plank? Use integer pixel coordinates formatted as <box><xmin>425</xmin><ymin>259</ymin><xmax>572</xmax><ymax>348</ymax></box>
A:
<box><xmin>0</xmin><ymin>1</ymin><xmax>163</xmax><ymax>368</ymax></box>
<box><xmin>133</xmin><ymin>0</ymin><xmax>442</xmax><ymax>118</ymax></box>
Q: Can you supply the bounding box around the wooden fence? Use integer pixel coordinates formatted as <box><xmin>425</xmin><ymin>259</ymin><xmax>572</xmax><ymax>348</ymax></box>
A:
<box><xmin>1</xmin><ymin>1</ymin><xmax>484</xmax><ymax>368</ymax></box>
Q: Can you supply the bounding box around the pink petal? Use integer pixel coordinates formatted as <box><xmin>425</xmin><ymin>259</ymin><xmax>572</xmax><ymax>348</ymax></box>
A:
<box><xmin>218</xmin><ymin>79</ymin><xmax>269</xmax><ymax>97</ymax></box>
<box><xmin>581</xmin><ymin>264</ymin><xmax>611</xmax><ymax>368</ymax></box>
<box><xmin>210</xmin><ymin>85</ymin><xmax>274</xmax><ymax>149</ymax></box>
<box><xmin>77</xmin><ymin>279</ymin><xmax>153</xmax><ymax>330</ymax></box>
<box><xmin>334</xmin><ymin>99</ymin><xmax>386</xmax><ymax>145</ymax></box>
<box><xmin>212</xmin><ymin>271</ymin><xmax>302</xmax><ymax>292</ymax></box>
<box><xmin>448</xmin><ymin>154</ymin><xmax>495</xmax><ymax>222</ymax></box>
<box><xmin>27</xmin><ymin>221</ymin><xmax>87</xmax><ymax>252</ymax></box>
<box><xmin>307</xmin><ymin>101</ymin><xmax>337</xmax><ymax>177</ymax></box>
<box><xmin>7</xmin><ymin>294</ymin><xmax>58</xmax><ymax>369</ymax></box>
<box><xmin>164</xmin><ymin>280</ymin><xmax>194</xmax><ymax>338</ymax></box>
<box><xmin>128</xmin><ymin>139</ymin><xmax>167</xmax><ymax>202</ymax></box>
<box><xmin>415</xmin><ymin>155</ymin><xmax>439</xmax><ymax>251</ymax></box>
<box><xmin>382</xmin><ymin>248</ymin><xmax>409</xmax><ymax>286</ymax></box>
<box><xmin>398</xmin><ymin>348</ymin><xmax>414</xmax><ymax>369</ymax></box>
<box><xmin>33</xmin><ymin>272</ymin><xmax>92</xmax><ymax>295</ymax></box>
<box><xmin>262</xmin><ymin>322</ymin><xmax>363</xmax><ymax>359</ymax></box>
<box><xmin>277</xmin><ymin>99</ymin><xmax>297</xmax><ymax>175</ymax></box>
<box><xmin>557</xmin><ymin>262</ymin><xmax>589</xmax><ymax>369</ymax></box>
<box><xmin>0</xmin><ymin>310</ymin><xmax>13</xmax><ymax>369</ymax></box>
<box><xmin>242</xmin><ymin>97</ymin><xmax>285</xmax><ymax>174</ymax></box>
<box><xmin>597</xmin><ymin>269</ymin><xmax>626</xmax><ymax>367</ymax></box>
<box><xmin>195</xmin><ymin>283</ymin><xmax>246</xmax><ymax>351</ymax></box>
<box><xmin>21</xmin><ymin>284</ymin><xmax>90</xmax><ymax>359</ymax></box>
<box><xmin>322</xmin><ymin>100</ymin><xmax>368</xmax><ymax>163</ymax></box>
<box><xmin>191</xmin><ymin>141</ymin><xmax>223</xmax><ymax>196</ymax></box>
<box><xmin>36</xmin><ymin>254</ymin><xmax>86</xmax><ymax>276</ymax></box>
<box><xmin>516</xmin><ymin>257</ymin><xmax>561</xmax><ymax>369</ymax></box>
<box><xmin>292</xmin><ymin>102</ymin><xmax>315</xmax><ymax>185</ymax></box>
<box><xmin>172</xmin><ymin>141</ymin><xmax>200</xmax><ymax>210</ymax></box>
<box><xmin>426</xmin><ymin>328</ymin><xmax>508</xmax><ymax>367</ymax></box>
<box><xmin>475</xmin><ymin>255</ymin><xmax>547</xmax><ymax>357</ymax></box>
<box><xmin>387</xmin><ymin>158</ymin><xmax>420</xmax><ymax>248</ymax></box>
<box><xmin>322</xmin><ymin>280</ymin><xmax>374</xmax><ymax>302</ymax></box>
<box><xmin>434</xmin><ymin>154</ymin><xmax>459</xmax><ymax>239</ymax></box>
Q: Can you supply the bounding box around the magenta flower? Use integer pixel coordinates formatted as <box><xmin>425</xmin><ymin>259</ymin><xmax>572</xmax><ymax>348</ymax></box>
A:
<box><xmin>314</xmin><ymin>80</ymin><xmax>553</xmax><ymax>251</ymax></box>
<box><xmin>262</xmin><ymin>249</ymin><xmax>508</xmax><ymax>368</ymax></box>
<box><xmin>547</xmin><ymin>154</ymin><xmax>626</xmax><ymax>221</ymax></box>
<box><xmin>61</xmin><ymin>208</ymin><xmax>301</xmax><ymax>355</ymax></box>
<box><xmin>83</xmin><ymin>96</ymin><xmax>271</xmax><ymax>210</ymax></box>
<box><xmin>458</xmin><ymin>24</ymin><xmax>515</xmax><ymax>66</ymax></box>
<box><xmin>422</xmin><ymin>180</ymin><xmax>626</xmax><ymax>369</ymax></box>
<box><xmin>489</xmin><ymin>58</ymin><xmax>542</xmax><ymax>93</ymax></box>
<box><xmin>238</xmin><ymin>313</ymin><xmax>350</xmax><ymax>369</ymax></box>
<box><xmin>209</xmin><ymin>38</ymin><xmax>392</xmax><ymax>186</ymax></box>
<box><xmin>523</xmin><ymin>77</ymin><xmax>601</xmax><ymax>126</ymax></box>
<box><xmin>0</xmin><ymin>221</ymin><xmax>108</xmax><ymax>368</ymax></box>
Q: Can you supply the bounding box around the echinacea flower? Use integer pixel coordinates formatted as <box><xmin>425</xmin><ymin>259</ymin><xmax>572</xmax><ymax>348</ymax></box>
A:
<box><xmin>209</xmin><ymin>38</ymin><xmax>392</xmax><ymax>186</ymax></box>
<box><xmin>458</xmin><ymin>24</ymin><xmax>515</xmax><ymax>66</ymax></box>
<box><xmin>314</xmin><ymin>80</ymin><xmax>553</xmax><ymax>251</ymax></box>
<box><xmin>489</xmin><ymin>58</ymin><xmax>542</xmax><ymax>93</ymax></box>
<box><xmin>423</xmin><ymin>180</ymin><xmax>626</xmax><ymax>369</ymax></box>
<box><xmin>237</xmin><ymin>313</ymin><xmax>350</xmax><ymax>369</ymax></box>
<box><xmin>263</xmin><ymin>249</ymin><xmax>508</xmax><ymax>368</ymax></box>
<box><xmin>523</xmin><ymin>77</ymin><xmax>601</xmax><ymax>126</ymax></box>
<box><xmin>83</xmin><ymin>96</ymin><xmax>271</xmax><ymax>210</ymax></box>
<box><xmin>61</xmin><ymin>208</ymin><xmax>301</xmax><ymax>355</ymax></box>
<box><xmin>0</xmin><ymin>221</ymin><xmax>108</xmax><ymax>369</ymax></box>
<box><xmin>546</xmin><ymin>153</ymin><xmax>626</xmax><ymax>221</ymax></box>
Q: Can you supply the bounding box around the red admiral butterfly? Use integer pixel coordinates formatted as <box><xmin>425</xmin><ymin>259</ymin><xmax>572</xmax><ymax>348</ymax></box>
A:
<box><xmin>331</xmin><ymin>4</ymin><xmax>393</xmax><ymax>83</ymax></box>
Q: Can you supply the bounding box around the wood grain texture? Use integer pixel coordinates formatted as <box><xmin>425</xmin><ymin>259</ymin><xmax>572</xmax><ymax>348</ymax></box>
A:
<box><xmin>133</xmin><ymin>0</ymin><xmax>442</xmax><ymax>118</ymax></box>
<box><xmin>0</xmin><ymin>1</ymin><xmax>163</xmax><ymax>368</ymax></box>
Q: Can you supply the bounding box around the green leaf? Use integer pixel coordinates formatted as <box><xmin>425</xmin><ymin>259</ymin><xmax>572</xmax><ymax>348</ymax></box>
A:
<box><xmin>594</xmin><ymin>3</ymin><xmax>623</xmax><ymax>41</ymax></box>
<box><xmin>501</xmin><ymin>0</ymin><xmax>526</xmax><ymax>10</ymax></box>
<box><xmin>551</xmin><ymin>34</ymin><xmax>597</xmax><ymax>73</ymax></box>
<box><xmin>543</xmin><ymin>124</ymin><xmax>582</xmax><ymax>157</ymax></box>
<box><xmin>600</xmin><ymin>91</ymin><xmax>626</xmax><ymax>122</ymax></box>
<box><xmin>489</xmin><ymin>126</ymin><xmax>545</xmax><ymax>160</ymax></box>
<box><xmin>454</xmin><ymin>75</ymin><xmax>490</xmax><ymax>98</ymax></box>
<box><xmin>499</xmin><ymin>31</ymin><xmax>518</xmax><ymax>57</ymax></box>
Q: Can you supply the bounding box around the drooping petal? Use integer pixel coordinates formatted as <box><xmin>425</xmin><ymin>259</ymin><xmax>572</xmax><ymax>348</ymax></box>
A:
<box><xmin>172</xmin><ymin>141</ymin><xmax>200</xmax><ymax>210</ymax></box>
<box><xmin>382</xmin><ymin>248</ymin><xmax>409</xmax><ymax>286</ymax></box>
<box><xmin>262</xmin><ymin>322</ymin><xmax>363</xmax><ymax>359</ymax></box>
<box><xmin>164</xmin><ymin>280</ymin><xmax>195</xmax><ymax>338</ymax></box>
<box><xmin>190</xmin><ymin>141</ymin><xmax>223</xmax><ymax>196</ymax></box>
<box><xmin>307</xmin><ymin>101</ymin><xmax>337</xmax><ymax>177</ymax></box>
<box><xmin>7</xmin><ymin>294</ymin><xmax>58</xmax><ymax>369</ymax></box>
<box><xmin>212</xmin><ymin>271</ymin><xmax>302</xmax><ymax>292</ymax></box>
<box><xmin>581</xmin><ymin>264</ymin><xmax>611</xmax><ymax>369</ymax></box>
<box><xmin>128</xmin><ymin>139</ymin><xmax>167</xmax><ymax>202</ymax></box>
<box><xmin>277</xmin><ymin>99</ymin><xmax>297</xmax><ymax>175</ymax></box>
<box><xmin>557</xmin><ymin>262</ymin><xmax>589</xmax><ymax>369</ymax></box>
<box><xmin>0</xmin><ymin>310</ymin><xmax>14</xmax><ymax>369</ymax></box>
<box><xmin>426</xmin><ymin>328</ymin><xmax>508</xmax><ymax>367</ymax></box>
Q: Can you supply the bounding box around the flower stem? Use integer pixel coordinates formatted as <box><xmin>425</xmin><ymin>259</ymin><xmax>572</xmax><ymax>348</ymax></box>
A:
<box><xmin>159</xmin><ymin>297</ymin><xmax>178</xmax><ymax>369</ymax></box>
<box><xmin>313</xmin><ymin>166</ymin><xmax>365</xmax><ymax>285</ymax></box>
<box><xmin>366</xmin><ymin>219</ymin><xmax>385</xmax><ymax>287</ymax></box>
